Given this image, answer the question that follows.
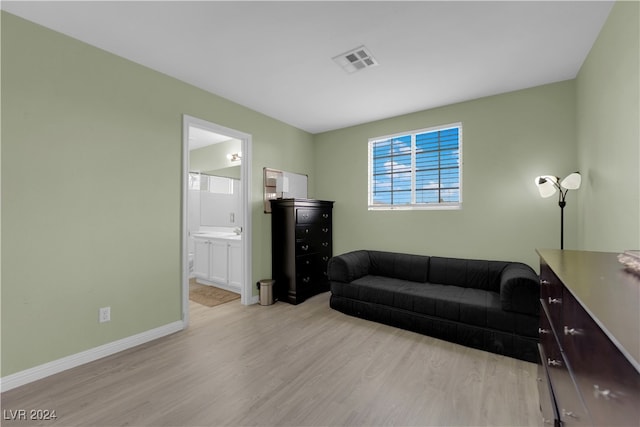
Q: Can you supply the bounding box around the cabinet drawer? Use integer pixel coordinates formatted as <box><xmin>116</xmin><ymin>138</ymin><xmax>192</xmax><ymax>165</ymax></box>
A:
<box><xmin>295</xmin><ymin>256</ymin><xmax>329</xmax><ymax>298</ymax></box>
<box><xmin>562</xmin><ymin>289</ymin><xmax>640</xmax><ymax>426</ymax></box>
<box><xmin>295</xmin><ymin>224</ymin><xmax>332</xmax><ymax>240</ymax></box>
<box><xmin>544</xmin><ymin>327</ymin><xmax>591</xmax><ymax>425</ymax></box>
<box><xmin>296</xmin><ymin>225</ymin><xmax>317</xmax><ymax>239</ymax></box>
<box><xmin>296</xmin><ymin>238</ymin><xmax>331</xmax><ymax>255</ymax></box>
<box><xmin>297</xmin><ymin>208</ymin><xmax>331</xmax><ymax>224</ymax></box>
<box><xmin>540</xmin><ymin>300</ymin><xmax>563</xmax><ymax>361</ymax></box>
<box><xmin>537</xmin><ymin>344</ymin><xmax>560</xmax><ymax>426</ymax></box>
<box><xmin>547</xmin><ymin>360</ymin><xmax>591</xmax><ymax>426</ymax></box>
<box><xmin>296</xmin><ymin>240</ymin><xmax>318</xmax><ymax>255</ymax></box>
<box><xmin>296</xmin><ymin>254</ymin><xmax>320</xmax><ymax>275</ymax></box>
<box><xmin>297</xmin><ymin>254</ymin><xmax>330</xmax><ymax>280</ymax></box>
<box><xmin>296</xmin><ymin>208</ymin><xmax>331</xmax><ymax>224</ymax></box>
<box><xmin>540</xmin><ymin>263</ymin><xmax>564</xmax><ymax>338</ymax></box>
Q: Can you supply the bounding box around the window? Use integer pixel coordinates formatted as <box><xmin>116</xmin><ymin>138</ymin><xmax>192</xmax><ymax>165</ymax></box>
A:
<box><xmin>368</xmin><ymin>123</ymin><xmax>462</xmax><ymax>210</ymax></box>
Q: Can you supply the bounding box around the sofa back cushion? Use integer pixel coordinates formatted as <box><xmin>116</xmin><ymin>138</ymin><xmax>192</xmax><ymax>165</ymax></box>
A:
<box><xmin>428</xmin><ymin>257</ymin><xmax>509</xmax><ymax>292</ymax></box>
<box><xmin>369</xmin><ymin>251</ymin><xmax>430</xmax><ymax>283</ymax></box>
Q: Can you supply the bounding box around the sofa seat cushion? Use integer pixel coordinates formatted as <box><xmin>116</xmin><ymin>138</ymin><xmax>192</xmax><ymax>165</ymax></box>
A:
<box><xmin>335</xmin><ymin>275</ymin><xmax>537</xmax><ymax>337</ymax></box>
<box><xmin>336</xmin><ymin>275</ymin><xmax>407</xmax><ymax>305</ymax></box>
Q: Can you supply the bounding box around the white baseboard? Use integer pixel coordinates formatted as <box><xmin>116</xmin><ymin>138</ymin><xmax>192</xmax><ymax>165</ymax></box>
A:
<box><xmin>0</xmin><ymin>320</ymin><xmax>184</xmax><ymax>393</ymax></box>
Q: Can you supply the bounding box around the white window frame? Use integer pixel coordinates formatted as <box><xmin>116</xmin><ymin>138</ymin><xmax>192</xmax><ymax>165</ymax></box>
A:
<box><xmin>368</xmin><ymin>122</ymin><xmax>463</xmax><ymax>211</ymax></box>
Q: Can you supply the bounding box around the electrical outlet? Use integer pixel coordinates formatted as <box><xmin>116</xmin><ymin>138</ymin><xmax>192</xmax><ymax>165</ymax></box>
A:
<box><xmin>99</xmin><ymin>307</ymin><xmax>111</xmax><ymax>323</ymax></box>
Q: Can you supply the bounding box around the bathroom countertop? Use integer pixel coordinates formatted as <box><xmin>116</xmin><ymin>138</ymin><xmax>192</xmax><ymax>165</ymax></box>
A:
<box><xmin>192</xmin><ymin>232</ymin><xmax>241</xmax><ymax>241</ymax></box>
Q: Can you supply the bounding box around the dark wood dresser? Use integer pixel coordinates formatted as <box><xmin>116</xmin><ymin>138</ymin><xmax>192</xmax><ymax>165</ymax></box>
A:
<box><xmin>271</xmin><ymin>199</ymin><xmax>334</xmax><ymax>305</ymax></box>
<box><xmin>536</xmin><ymin>249</ymin><xmax>640</xmax><ymax>426</ymax></box>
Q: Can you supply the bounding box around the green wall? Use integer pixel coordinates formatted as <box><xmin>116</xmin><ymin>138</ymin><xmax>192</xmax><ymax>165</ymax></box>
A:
<box><xmin>314</xmin><ymin>81</ymin><xmax>578</xmax><ymax>269</ymax></box>
<box><xmin>576</xmin><ymin>0</ymin><xmax>640</xmax><ymax>251</ymax></box>
<box><xmin>1</xmin><ymin>12</ymin><xmax>314</xmax><ymax>377</ymax></box>
<box><xmin>3</xmin><ymin>1</ymin><xmax>638</xmax><ymax>381</ymax></box>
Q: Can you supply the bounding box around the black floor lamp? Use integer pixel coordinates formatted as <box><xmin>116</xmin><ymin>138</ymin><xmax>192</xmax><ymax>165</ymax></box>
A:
<box><xmin>535</xmin><ymin>172</ymin><xmax>581</xmax><ymax>250</ymax></box>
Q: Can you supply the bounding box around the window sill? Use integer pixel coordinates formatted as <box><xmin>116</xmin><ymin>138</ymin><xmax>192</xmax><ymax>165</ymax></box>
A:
<box><xmin>368</xmin><ymin>204</ymin><xmax>462</xmax><ymax>211</ymax></box>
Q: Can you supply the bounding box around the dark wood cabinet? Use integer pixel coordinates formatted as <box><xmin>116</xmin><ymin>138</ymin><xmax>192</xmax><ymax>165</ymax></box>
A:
<box><xmin>271</xmin><ymin>199</ymin><xmax>334</xmax><ymax>305</ymax></box>
<box><xmin>537</xmin><ymin>249</ymin><xmax>640</xmax><ymax>426</ymax></box>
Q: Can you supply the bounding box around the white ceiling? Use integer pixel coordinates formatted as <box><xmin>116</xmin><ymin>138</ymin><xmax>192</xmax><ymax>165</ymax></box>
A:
<box><xmin>2</xmin><ymin>1</ymin><xmax>614</xmax><ymax>134</ymax></box>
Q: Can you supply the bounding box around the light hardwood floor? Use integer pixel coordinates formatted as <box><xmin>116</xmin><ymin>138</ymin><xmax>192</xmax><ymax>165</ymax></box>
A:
<box><xmin>1</xmin><ymin>293</ymin><xmax>542</xmax><ymax>426</ymax></box>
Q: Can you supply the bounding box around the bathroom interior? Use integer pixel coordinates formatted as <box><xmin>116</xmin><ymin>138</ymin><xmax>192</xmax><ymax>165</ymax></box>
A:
<box><xmin>188</xmin><ymin>125</ymin><xmax>243</xmax><ymax>302</ymax></box>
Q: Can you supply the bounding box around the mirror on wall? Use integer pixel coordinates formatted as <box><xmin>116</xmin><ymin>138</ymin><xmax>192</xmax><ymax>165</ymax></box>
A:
<box><xmin>263</xmin><ymin>167</ymin><xmax>308</xmax><ymax>213</ymax></box>
<box><xmin>189</xmin><ymin>132</ymin><xmax>242</xmax><ymax>228</ymax></box>
<box><xmin>201</xmin><ymin>174</ymin><xmax>241</xmax><ymax>226</ymax></box>
<box><xmin>188</xmin><ymin>173</ymin><xmax>242</xmax><ymax>227</ymax></box>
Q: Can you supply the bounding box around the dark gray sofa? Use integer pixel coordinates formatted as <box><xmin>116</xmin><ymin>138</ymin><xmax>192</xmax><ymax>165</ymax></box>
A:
<box><xmin>328</xmin><ymin>250</ymin><xmax>540</xmax><ymax>362</ymax></box>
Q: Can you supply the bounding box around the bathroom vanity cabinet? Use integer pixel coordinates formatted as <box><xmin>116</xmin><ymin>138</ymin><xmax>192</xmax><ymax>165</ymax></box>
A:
<box><xmin>193</xmin><ymin>235</ymin><xmax>241</xmax><ymax>293</ymax></box>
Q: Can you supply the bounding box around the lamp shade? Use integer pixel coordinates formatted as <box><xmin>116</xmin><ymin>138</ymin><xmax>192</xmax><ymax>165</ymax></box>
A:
<box><xmin>560</xmin><ymin>172</ymin><xmax>581</xmax><ymax>190</ymax></box>
<box><xmin>535</xmin><ymin>176</ymin><xmax>558</xmax><ymax>198</ymax></box>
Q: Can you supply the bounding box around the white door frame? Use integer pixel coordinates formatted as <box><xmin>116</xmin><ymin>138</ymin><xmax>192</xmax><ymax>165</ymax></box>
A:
<box><xmin>181</xmin><ymin>115</ymin><xmax>254</xmax><ymax>326</ymax></box>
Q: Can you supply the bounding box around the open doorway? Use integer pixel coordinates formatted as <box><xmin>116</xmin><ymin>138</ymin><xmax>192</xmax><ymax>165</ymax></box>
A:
<box><xmin>181</xmin><ymin>115</ymin><xmax>254</xmax><ymax>326</ymax></box>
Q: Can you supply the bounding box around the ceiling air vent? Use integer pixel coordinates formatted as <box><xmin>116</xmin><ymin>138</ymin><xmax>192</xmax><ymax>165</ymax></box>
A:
<box><xmin>332</xmin><ymin>45</ymin><xmax>378</xmax><ymax>74</ymax></box>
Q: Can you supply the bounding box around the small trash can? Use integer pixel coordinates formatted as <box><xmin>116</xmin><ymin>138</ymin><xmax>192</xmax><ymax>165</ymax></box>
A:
<box><xmin>257</xmin><ymin>279</ymin><xmax>275</xmax><ymax>306</ymax></box>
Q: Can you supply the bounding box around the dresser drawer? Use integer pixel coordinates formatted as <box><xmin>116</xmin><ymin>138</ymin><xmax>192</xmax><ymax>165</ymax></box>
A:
<box><xmin>296</xmin><ymin>253</ymin><xmax>320</xmax><ymax>275</ymax></box>
<box><xmin>561</xmin><ymin>289</ymin><xmax>640</xmax><ymax>426</ymax></box>
<box><xmin>296</xmin><ymin>208</ymin><xmax>332</xmax><ymax>224</ymax></box>
<box><xmin>546</xmin><ymin>354</ymin><xmax>591</xmax><ymax>426</ymax></box>
<box><xmin>296</xmin><ymin>208</ymin><xmax>319</xmax><ymax>224</ymax></box>
<box><xmin>542</xmin><ymin>315</ymin><xmax>591</xmax><ymax>426</ymax></box>
<box><xmin>540</xmin><ymin>263</ymin><xmax>564</xmax><ymax>338</ymax></box>
<box><xmin>295</xmin><ymin>254</ymin><xmax>329</xmax><ymax>298</ymax></box>
<box><xmin>296</xmin><ymin>224</ymin><xmax>316</xmax><ymax>239</ymax></box>
<box><xmin>296</xmin><ymin>240</ymin><xmax>318</xmax><ymax>255</ymax></box>
<box><xmin>538</xmin><ymin>344</ymin><xmax>560</xmax><ymax>426</ymax></box>
<box><xmin>539</xmin><ymin>300</ymin><xmax>563</xmax><ymax>361</ymax></box>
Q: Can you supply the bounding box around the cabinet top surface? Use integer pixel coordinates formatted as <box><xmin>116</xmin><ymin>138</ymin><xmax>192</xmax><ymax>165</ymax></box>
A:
<box><xmin>270</xmin><ymin>198</ymin><xmax>334</xmax><ymax>207</ymax></box>
<box><xmin>192</xmin><ymin>232</ymin><xmax>241</xmax><ymax>241</ymax></box>
<box><xmin>537</xmin><ymin>249</ymin><xmax>640</xmax><ymax>371</ymax></box>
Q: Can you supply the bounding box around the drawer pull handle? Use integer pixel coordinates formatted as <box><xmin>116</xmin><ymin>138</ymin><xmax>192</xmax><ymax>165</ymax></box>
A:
<box><xmin>538</xmin><ymin>328</ymin><xmax>550</xmax><ymax>335</ymax></box>
<box><xmin>322</xmin><ymin>242</ymin><xmax>329</xmax><ymax>247</ymax></box>
<box><xmin>301</xmin><ymin>245</ymin><xmax>309</xmax><ymax>251</ymax></box>
<box><xmin>561</xmin><ymin>409</ymin><xmax>578</xmax><ymax>419</ymax></box>
<box><xmin>322</xmin><ymin>213</ymin><xmax>329</xmax><ymax>218</ymax></box>
<box><xmin>303</xmin><ymin>277</ymin><xmax>310</xmax><ymax>283</ymax></box>
<box><xmin>564</xmin><ymin>326</ymin><xmax>581</xmax><ymax>336</ymax></box>
<box><xmin>594</xmin><ymin>385</ymin><xmax>614</xmax><ymax>400</ymax></box>
<box><xmin>548</xmin><ymin>297</ymin><xmax>562</xmax><ymax>304</ymax></box>
<box><xmin>323</xmin><ymin>256</ymin><xmax>329</xmax><ymax>261</ymax></box>
<box><xmin>322</xmin><ymin>228</ymin><xmax>329</xmax><ymax>233</ymax></box>
<box><xmin>540</xmin><ymin>279</ymin><xmax>551</xmax><ymax>286</ymax></box>
<box><xmin>547</xmin><ymin>358</ymin><xmax>562</xmax><ymax>367</ymax></box>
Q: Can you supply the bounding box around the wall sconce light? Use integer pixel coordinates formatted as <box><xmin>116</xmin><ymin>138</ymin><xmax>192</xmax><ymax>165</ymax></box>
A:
<box><xmin>534</xmin><ymin>172</ymin><xmax>581</xmax><ymax>249</ymax></box>
<box><xmin>226</xmin><ymin>152</ymin><xmax>242</xmax><ymax>162</ymax></box>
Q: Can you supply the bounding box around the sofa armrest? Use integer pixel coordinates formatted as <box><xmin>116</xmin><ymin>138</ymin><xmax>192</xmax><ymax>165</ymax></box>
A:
<box><xmin>499</xmin><ymin>263</ymin><xmax>540</xmax><ymax>315</ymax></box>
<box><xmin>327</xmin><ymin>250</ymin><xmax>371</xmax><ymax>283</ymax></box>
